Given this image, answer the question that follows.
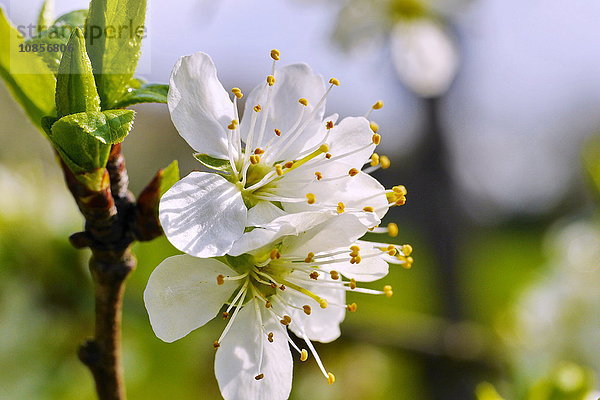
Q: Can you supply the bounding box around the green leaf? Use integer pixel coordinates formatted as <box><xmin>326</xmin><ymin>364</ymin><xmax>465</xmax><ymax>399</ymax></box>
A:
<box><xmin>112</xmin><ymin>83</ymin><xmax>168</xmax><ymax>108</ymax></box>
<box><xmin>37</xmin><ymin>0</ymin><xmax>54</xmax><ymax>32</ymax></box>
<box><xmin>25</xmin><ymin>9</ymin><xmax>87</xmax><ymax>74</ymax></box>
<box><xmin>0</xmin><ymin>8</ymin><xmax>56</xmax><ymax>128</ymax></box>
<box><xmin>476</xmin><ymin>383</ymin><xmax>505</xmax><ymax>400</ymax></box>
<box><xmin>55</xmin><ymin>28</ymin><xmax>100</xmax><ymax>117</ymax></box>
<box><xmin>194</xmin><ymin>153</ymin><xmax>232</xmax><ymax>172</ymax></box>
<box><xmin>159</xmin><ymin>160</ymin><xmax>179</xmax><ymax>197</ymax></box>
<box><xmin>49</xmin><ymin>110</ymin><xmax>135</xmax><ymax>174</ymax></box>
<box><xmin>85</xmin><ymin>0</ymin><xmax>147</xmax><ymax>109</ymax></box>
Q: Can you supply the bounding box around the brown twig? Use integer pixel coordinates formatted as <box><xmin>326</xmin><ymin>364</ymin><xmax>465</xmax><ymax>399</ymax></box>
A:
<box><xmin>60</xmin><ymin>144</ymin><xmax>163</xmax><ymax>400</ymax></box>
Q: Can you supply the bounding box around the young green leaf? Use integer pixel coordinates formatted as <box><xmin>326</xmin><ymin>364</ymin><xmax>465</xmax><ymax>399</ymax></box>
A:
<box><xmin>85</xmin><ymin>0</ymin><xmax>147</xmax><ymax>109</ymax></box>
<box><xmin>56</xmin><ymin>28</ymin><xmax>100</xmax><ymax>117</ymax></box>
<box><xmin>37</xmin><ymin>0</ymin><xmax>54</xmax><ymax>33</ymax></box>
<box><xmin>194</xmin><ymin>153</ymin><xmax>232</xmax><ymax>172</ymax></box>
<box><xmin>159</xmin><ymin>160</ymin><xmax>180</xmax><ymax>196</ymax></box>
<box><xmin>0</xmin><ymin>8</ymin><xmax>56</xmax><ymax>128</ymax></box>
<box><xmin>112</xmin><ymin>83</ymin><xmax>168</xmax><ymax>108</ymax></box>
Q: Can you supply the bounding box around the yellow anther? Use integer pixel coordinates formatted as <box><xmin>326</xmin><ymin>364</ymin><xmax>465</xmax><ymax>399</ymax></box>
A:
<box><xmin>270</xmin><ymin>49</ymin><xmax>280</xmax><ymax>60</ymax></box>
<box><xmin>305</xmin><ymin>252</ymin><xmax>315</xmax><ymax>263</ymax></box>
<box><xmin>372</xmin><ymin>100</ymin><xmax>384</xmax><ymax>110</ymax></box>
<box><xmin>231</xmin><ymin>87</ymin><xmax>243</xmax><ymax>99</ymax></box>
<box><xmin>319</xmin><ymin>143</ymin><xmax>330</xmax><ymax>153</ymax></box>
<box><xmin>330</xmin><ymin>270</ymin><xmax>340</xmax><ymax>280</ymax></box>
<box><xmin>396</xmin><ymin>196</ymin><xmax>406</xmax><ymax>206</ymax></box>
<box><xmin>280</xmin><ymin>284</ymin><xmax>286</xmax><ymax>291</ymax></box>
<box><xmin>363</xmin><ymin>206</ymin><xmax>374</xmax><ymax>212</ymax></box>
<box><xmin>353</xmin><ymin>255</ymin><xmax>362</xmax><ymax>264</ymax></box>
<box><xmin>280</xmin><ymin>315</ymin><xmax>292</xmax><ymax>326</ymax></box>
<box><xmin>299</xmin><ymin>98</ymin><xmax>309</xmax><ymax>106</ymax></box>
<box><xmin>319</xmin><ymin>299</ymin><xmax>328</xmax><ymax>309</ymax></box>
<box><xmin>388</xmin><ymin>223</ymin><xmax>399</xmax><ymax>237</ymax></box>
<box><xmin>380</xmin><ymin>155</ymin><xmax>391</xmax><ymax>169</ymax></box>
<box><xmin>227</xmin><ymin>119</ymin><xmax>238</xmax><ymax>130</ymax></box>
<box><xmin>348</xmin><ymin>168</ymin><xmax>359</xmax><ymax>177</ymax></box>
<box><xmin>350</xmin><ymin>245</ymin><xmax>360</xmax><ymax>252</ymax></box>
<box><xmin>402</xmin><ymin>244</ymin><xmax>413</xmax><ymax>256</ymax></box>
<box><xmin>267</xmin><ymin>75</ymin><xmax>276</xmax><ymax>86</ymax></box>
<box><xmin>309</xmin><ymin>271</ymin><xmax>320</xmax><ymax>280</ymax></box>
<box><xmin>402</xmin><ymin>256</ymin><xmax>414</xmax><ymax>269</ymax></box>
<box><xmin>250</xmin><ymin>155</ymin><xmax>261</xmax><ymax>164</ymax></box>
<box><xmin>329</xmin><ymin>77</ymin><xmax>340</xmax><ymax>86</ymax></box>
<box><xmin>265</xmin><ymin>300</ymin><xmax>272</xmax><ymax>308</ymax></box>
<box><xmin>315</xmin><ymin>171</ymin><xmax>323</xmax><ymax>180</ymax></box>
<box><xmin>222</xmin><ymin>311</ymin><xmax>230</xmax><ymax>319</ymax></box>
<box><xmin>336</xmin><ymin>202</ymin><xmax>345</xmax><ymax>214</ymax></box>
<box><xmin>267</xmin><ymin>332</ymin><xmax>274</xmax><ymax>343</ymax></box>
<box><xmin>349</xmin><ymin>279</ymin><xmax>357</xmax><ymax>289</ymax></box>
<box><xmin>349</xmin><ymin>251</ymin><xmax>360</xmax><ymax>258</ymax></box>
<box><xmin>216</xmin><ymin>274</ymin><xmax>225</xmax><ymax>285</ymax></box>
<box><xmin>327</xmin><ymin>372</ymin><xmax>336</xmax><ymax>385</ymax></box>
<box><xmin>387</xmin><ymin>245</ymin><xmax>395</xmax><ymax>251</ymax></box>
<box><xmin>303</xmin><ymin>305</ymin><xmax>312</xmax><ymax>315</ymax></box>
<box><xmin>213</xmin><ymin>341</ymin><xmax>220</xmax><ymax>349</ymax></box>
<box><xmin>370</xmin><ymin>153</ymin><xmax>380</xmax><ymax>167</ymax></box>
<box><xmin>347</xmin><ymin>303</ymin><xmax>358</xmax><ymax>312</ymax></box>
<box><xmin>306</xmin><ymin>193</ymin><xmax>316</xmax><ymax>205</ymax></box>
<box><xmin>254</xmin><ymin>147</ymin><xmax>265</xmax><ymax>155</ymax></box>
<box><xmin>300</xmin><ymin>349</ymin><xmax>309</xmax><ymax>362</ymax></box>
<box><xmin>388</xmin><ymin>248</ymin><xmax>398</xmax><ymax>256</ymax></box>
<box><xmin>326</xmin><ymin>120</ymin><xmax>335</xmax><ymax>130</ymax></box>
<box><xmin>274</xmin><ymin>128</ymin><xmax>282</xmax><ymax>136</ymax></box>
<box><xmin>275</xmin><ymin>164</ymin><xmax>283</xmax><ymax>176</ymax></box>
<box><xmin>372</xmin><ymin>133</ymin><xmax>381</xmax><ymax>145</ymax></box>
<box><xmin>393</xmin><ymin>185</ymin><xmax>407</xmax><ymax>195</ymax></box>
<box><xmin>253</xmin><ymin>104</ymin><xmax>262</xmax><ymax>112</ymax></box>
<box><xmin>270</xmin><ymin>249</ymin><xmax>281</xmax><ymax>259</ymax></box>
<box><xmin>370</xmin><ymin>121</ymin><xmax>380</xmax><ymax>133</ymax></box>
<box><xmin>325</xmin><ymin>153</ymin><xmax>332</xmax><ymax>159</ymax></box>
<box><xmin>255</xmin><ymin>374</ymin><xmax>265</xmax><ymax>381</ymax></box>
<box><xmin>284</xmin><ymin>161</ymin><xmax>294</xmax><ymax>169</ymax></box>
<box><xmin>383</xmin><ymin>285</ymin><xmax>394</xmax><ymax>298</ymax></box>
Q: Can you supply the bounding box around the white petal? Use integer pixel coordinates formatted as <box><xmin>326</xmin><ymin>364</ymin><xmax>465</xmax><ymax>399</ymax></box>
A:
<box><xmin>284</xmin><ymin>276</ymin><xmax>346</xmax><ymax>343</ymax></box>
<box><xmin>390</xmin><ymin>19</ymin><xmax>459</xmax><ymax>98</ymax></box>
<box><xmin>168</xmin><ymin>52</ymin><xmax>234</xmax><ymax>158</ymax></box>
<box><xmin>215</xmin><ymin>299</ymin><xmax>293</xmax><ymax>400</ymax></box>
<box><xmin>246</xmin><ymin>201</ymin><xmax>286</xmax><ymax>227</ymax></box>
<box><xmin>144</xmin><ymin>256</ymin><xmax>239</xmax><ymax>343</ymax></box>
<box><xmin>159</xmin><ymin>172</ymin><xmax>247</xmax><ymax>257</ymax></box>
<box><xmin>333</xmin><ymin>241</ymin><xmax>390</xmax><ymax>282</ymax></box>
<box><xmin>324</xmin><ymin>116</ymin><xmax>376</xmax><ymax>170</ymax></box>
<box><xmin>240</xmin><ymin>64</ymin><xmax>326</xmax><ymax>160</ymax></box>
<box><xmin>337</xmin><ymin>172</ymin><xmax>389</xmax><ymax>220</ymax></box>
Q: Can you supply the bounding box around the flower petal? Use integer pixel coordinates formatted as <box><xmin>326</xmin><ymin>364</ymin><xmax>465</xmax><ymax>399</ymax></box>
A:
<box><xmin>333</xmin><ymin>241</ymin><xmax>390</xmax><ymax>282</ymax></box>
<box><xmin>215</xmin><ymin>299</ymin><xmax>293</xmax><ymax>400</ymax></box>
<box><xmin>159</xmin><ymin>172</ymin><xmax>247</xmax><ymax>257</ymax></box>
<box><xmin>323</xmin><ymin>116</ymin><xmax>376</xmax><ymax>170</ymax></box>
<box><xmin>240</xmin><ymin>63</ymin><xmax>326</xmax><ymax>160</ymax></box>
<box><xmin>246</xmin><ymin>200</ymin><xmax>286</xmax><ymax>227</ymax></box>
<box><xmin>144</xmin><ymin>255</ymin><xmax>239</xmax><ymax>343</ymax></box>
<box><xmin>168</xmin><ymin>52</ymin><xmax>234</xmax><ymax>158</ymax></box>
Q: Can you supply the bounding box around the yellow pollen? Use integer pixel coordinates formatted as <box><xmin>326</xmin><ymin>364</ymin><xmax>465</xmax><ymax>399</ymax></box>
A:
<box><xmin>350</xmin><ymin>245</ymin><xmax>360</xmax><ymax>252</ymax></box>
<box><xmin>387</xmin><ymin>223</ymin><xmax>399</xmax><ymax>237</ymax></box>
<box><xmin>319</xmin><ymin>143</ymin><xmax>330</xmax><ymax>153</ymax></box>
<box><xmin>300</xmin><ymin>349</ymin><xmax>309</xmax><ymax>362</ymax></box>
<box><xmin>363</xmin><ymin>206</ymin><xmax>374</xmax><ymax>212</ymax></box>
<box><xmin>402</xmin><ymin>256</ymin><xmax>414</xmax><ymax>269</ymax></box>
<box><xmin>274</xmin><ymin>128</ymin><xmax>282</xmax><ymax>136</ymax></box>
<box><xmin>326</xmin><ymin>120</ymin><xmax>334</xmax><ymax>130</ymax></box>
<box><xmin>227</xmin><ymin>119</ymin><xmax>238</xmax><ymax>130</ymax></box>
<box><xmin>231</xmin><ymin>88</ymin><xmax>243</xmax><ymax>99</ymax></box>
<box><xmin>267</xmin><ymin>75</ymin><xmax>276</xmax><ymax>86</ymax></box>
<box><xmin>327</xmin><ymin>372</ymin><xmax>336</xmax><ymax>385</ymax></box>
<box><xmin>380</xmin><ymin>155</ymin><xmax>391</xmax><ymax>169</ymax></box>
<box><xmin>265</xmin><ymin>300</ymin><xmax>272</xmax><ymax>308</ymax></box>
<box><xmin>279</xmin><ymin>284</ymin><xmax>286</xmax><ymax>291</ymax></box>
<box><xmin>402</xmin><ymin>244</ymin><xmax>413</xmax><ymax>256</ymax></box>
<box><xmin>267</xmin><ymin>332</ymin><xmax>274</xmax><ymax>343</ymax></box>
<box><xmin>306</xmin><ymin>193</ymin><xmax>316</xmax><ymax>204</ymax></box>
<box><xmin>315</xmin><ymin>171</ymin><xmax>323</xmax><ymax>180</ymax></box>
<box><xmin>387</xmin><ymin>245</ymin><xmax>395</xmax><ymax>251</ymax></box>
<box><xmin>370</xmin><ymin>153</ymin><xmax>380</xmax><ymax>167</ymax></box>
<box><xmin>349</xmin><ymin>279</ymin><xmax>357</xmax><ymax>289</ymax></box>
<box><xmin>299</xmin><ymin>98</ymin><xmax>309</xmax><ymax>106</ymax></box>
<box><xmin>254</xmin><ymin>148</ymin><xmax>265</xmax><ymax>155</ymax></box>
<box><xmin>352</xmin><ymin>255</ymin><xmax>362</xmax><ymax>264</ymax></box>
<box><xmin>255</xmin><ymin>374</ymin><xmax>265</xmax><ymax>381</ymax></box>
<box><xmin>280</xmin><ymin>315</ymin><xmax>292</xmax><ymax>326</ymax></box>
<box><xmin>396</xmin><ymin>196</ymin><xmax>406</xmax><ymax>206</ymax></box>
<box><xmin>319</xmin><ymin>299</ymin><xmax>328</xmax><ymax>309</ymax></box>
<box><xmin>349</xmin><ymin>251</ymin><xmax>359</xmax><ymax>258</ymax></box>
<box><xmin>250</xmin><ymin>155</ymin><xmax>261</xmax><ymax>164</ymax></box>
<box><xmin>270</xmin><ymin>249</ymin><xmax>281</xmax><ymax>259</ymax></box>
<box><xmin>347</xmin><ymin>303</ymin><xmax>358</xmax><ymax>312</ymax></box>
<box><xmin>393</xmin><ymin>185</ymin><xmax>407</xmax><ymax>195</ymax></box>
<box><xmin>329</xmin><ymin>77</ymin><xmax>340</xmax><ymax>86</ymax></box>
<box><xmin>282</xmin><ymin>161</ymin><xmax>293</xmax><ymax>169</ymax></box>
<box><xmin>370</xmin><ymin>121</ymin><xmax>380</xmax><ymax>133</ymax></box>
<box><xmin>372</xmin><ymin>133</ymin><xmax>381</xmax><ymax>145</ymax></box>
<box><xmin>336</xmin><ymin>202</ymin><xmax>345</xmax><ymax>214</ymax></box>
<box><xmin>305</xmin><ymin>252</ymin><xmax>315</xmax><ymax>263</ymax></box>
<box><xmin>213</xmin><ymin>341</ymin><xmax>220</xmax><ymax>349</ymax></box>
<box><xmin>372</xmin><ymin>100</ymin><xmax>384</xmax><ymax>110</ymax></box>
<box><xmin>330</xmin><ymin>270</ymin><xmax>340</xmax><ymax>280</ymax></box>
<box><xmin>222</xmin><ymin>312</ymin><xmax>230</xmax><ymax>319</ymax></box>
<box><xmin>325</xmin><ymin>153</ymin><xmax>332</xmax><ymax>159</ymax></box>
<box><xmin>383</xmin><ymin>285</ymin><xmax>394</xmax><ymax>298</ymax></box>
<box><xmin>253</xmin><ymin>104</ymin><xmax>262</xmax><ymax>112</ymax></box>
<box><xmin>275</xmin><ymin>164</ymin><xmax>283</xmax><ymax>176</ymax></box>
<box><xmin>309</xmin><ymin>271</ymin><xmax>320</xmax><ymax>280</ymax></box>
<box><xmin>348</xmin><ymin>168</ymin><xmax>359</xmax><ymax>177</ymax></box>
<box><xmin>303</xmin><ymin>305</ymin><xmax>312</xmax><ymax>315</ymax></box>
<box><xmin>270</xmin><ymin>49</ymin><xmax>280</xmax><ymax>60</ymax></box>
<box><xmin>216</xmin><ymin>274</ymin><xmax>225</xmax><ymax>285</ymax></box>
<box><xmin>388</xmin><ymin>248</ymin><xmax>398</xmax><ymax>256</ymax></box>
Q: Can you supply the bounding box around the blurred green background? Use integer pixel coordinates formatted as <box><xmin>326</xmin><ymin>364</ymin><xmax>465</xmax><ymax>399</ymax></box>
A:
<box><xmin>2</xmin><ymin>0</ymin><xmax>600</xmax><ymax>399</ymax></box>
